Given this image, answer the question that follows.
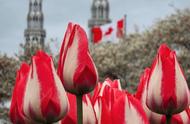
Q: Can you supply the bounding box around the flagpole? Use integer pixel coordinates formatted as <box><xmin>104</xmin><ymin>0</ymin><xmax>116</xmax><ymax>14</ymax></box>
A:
<box><xmin>124</xmin><ymin>14</ymin><xmax>127</xmax><ymax>40</ymax></box>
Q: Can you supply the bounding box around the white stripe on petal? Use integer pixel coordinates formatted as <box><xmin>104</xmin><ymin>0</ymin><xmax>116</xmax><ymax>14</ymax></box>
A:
<box><xmin>180</xmin><ymin>110</ymin><xmax>189</xmax><ymax>124</ymax></box>
<box><xmin>83</xmin><ymin>95</ymin><xmax>96</xmax><ymax>124</ymax></box>
<box><xmin>116</xmin><ymin>80</ymin><xmax>122</xmax><ymax>90</ymax></box>
<box><xmin>61</xmin><ymin>25</ymin><xmax>73</xmax><ymax>65</ymax></box>
<box><xmin>23</xmin><ymin>63</ymin><xmax>43</xmax><ymax>121</ymax></box>
<box><xmin>147</xmin><ymin>56</ymin><xmax>162</xmax><ymax>107</ymax></box>
<box><xmin>125</xmin><ymin>96</ymin><xmax>143</xmax><ymax>124</ymax></box>
<box><xmin>98</xmin><ymin>100</ymin><xmax>102</xmax><ymax>124</ymax></box>
<box><xmin>94</xmin><ymin>100</ymin><xmax>100</xmax><ymax>122</ymax></box>
<box><xmin>51</xmin><ymin>61</ymin><xmax>69</xmax><ymax>118</ymax></box>
<box><xmin>63</xmin><ymin>33</ymin><xmax>78</xmax><ymax>90</ymax></box>
<box><xmin>141</xmin><ymin>83</ymin><xmax>151</xmax><ymax>117</ymax></box>
<box><xmin>175</xmin><ymin>56</ymin><xmax>190</xmax><ymax>107</ymax></box>
<box><xmin>99</xmin><ymin>81</ymin><xmax>110</xmax><ymax>97</ymax></box>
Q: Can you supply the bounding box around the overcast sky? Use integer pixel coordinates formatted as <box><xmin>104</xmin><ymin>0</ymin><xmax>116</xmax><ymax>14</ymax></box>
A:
<box><xmin>0</xmin><ymin>0</ymin><xmax>190</xmax><ymax>56</ymax></box>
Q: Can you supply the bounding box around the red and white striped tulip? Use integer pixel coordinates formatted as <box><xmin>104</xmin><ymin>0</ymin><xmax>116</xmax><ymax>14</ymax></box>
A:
<box><xmin>112</xmin><ymin>89</ymin><xmax>149</xmax><ymax>124</ymax></box>
<box><xmin>91</xmin><ymin>78</ymin><xmax>122</xmax><ymax>118</ymax></box>
<box><xmin>136</xmin><ymin>68</ymin><xmax>190</xmax><ymax>124</ymax></box>
<box><xmin>57</xmin><ymin>23</ymin><xmax>98</xmax><ymax>95</ymax></box>
<box><xmin>104</xmin><ymin>78</ymin><xmax>122</xmax><ymax>90</ymax></box>
<box><xmin>61</xmin><ymin>93</ymin><xmax>97</xmax><ymax>124</ymax></box>
<box><xmin>135</xmin><ymin>68</ymin><xmax>163</xmax><ymax>124</ymax></box>
<box><xmin>23</xmin><ymin>51</ymin><xmax>69</xmax><ymax>123</ymax></box>
<box><xmin>93</xmin><ymin>79</ymin><xmax>149</xmax><ymax>124</ymax></box>
<box><xmin>92</xmin><ymin>78</ymin><xmax>122</xmax><ymax>102</ymax></box>
<box><xmin>10</xmin><ymin>63</ymin><xmax>30</xmax><ymax>124</ymax></box>
<box><xmin>146</xmin><ymin>44</ymin><xmax>190</xmax><ymax>115</ymax></box>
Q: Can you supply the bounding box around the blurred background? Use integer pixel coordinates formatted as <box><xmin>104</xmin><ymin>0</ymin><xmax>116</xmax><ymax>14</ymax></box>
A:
<box><xmin>0</xmin><ymin>0</ymin><xmax>190</xmax><ymax>123</ymax></box>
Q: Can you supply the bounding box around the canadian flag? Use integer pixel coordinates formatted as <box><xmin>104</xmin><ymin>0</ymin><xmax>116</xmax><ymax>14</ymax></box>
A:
<box><xmin>92</xmin><ymin>17</ymin><xmax>125</xmax><ymax>44</ymax></box>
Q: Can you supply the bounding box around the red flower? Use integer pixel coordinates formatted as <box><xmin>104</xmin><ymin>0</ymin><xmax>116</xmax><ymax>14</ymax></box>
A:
<box><xmin>136</xmin><ymin>67</ymin><xmax>190</xmax><ymax>124</ymax></box>
<box><xmin>57</xmin><ymin>23</ymin><xmax>98</xmax><ymax>95</ymax></box>
<box><xmin>92</xmin><ymin>79</ymin><xmax>149</xmax><ymax>124</ymax></box>
<box><xmin>61</xmin><ymin>93</ymin><xmax>97</xmax><ymax>124</ymax></box>
<box><xmin>10</xmin><ymin>63</ymin><xmax>30</xmax><ymax>124</ymax></box>
<box><xmin>135</xmin><ymin>68</ymin><xmax>163</xmax><ymax>124</ymax></box>
<box><xmin>23</xmin><ymin>51</ymin><xmax>69</xmax><ymax>123</ymax></box>
<box><xmin>146</xmin><ymin>44</ymin><xmax>190</xmax><ymax>115</ymax></box>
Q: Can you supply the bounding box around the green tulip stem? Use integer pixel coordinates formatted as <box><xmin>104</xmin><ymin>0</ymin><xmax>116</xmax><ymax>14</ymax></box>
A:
<box><xmin>76</xmin><ymin>95</ymin><xmax>83</xmax><ymax>124</ymax></box>
<box><xmin>166</xmin><ymin>114</ymin><xmax>172</xmax><ymax>124</ymax></box>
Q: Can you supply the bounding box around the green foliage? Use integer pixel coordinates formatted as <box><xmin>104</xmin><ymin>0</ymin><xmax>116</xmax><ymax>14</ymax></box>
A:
<box><xmin>0</xmin><ymin>54</ymin><xmax>18</xmax><ymax>99</ymax></box>
<box><xmin>16</xmin><ymin>40</ymin><xmax>52</xmax><ymax>64</ymax></box>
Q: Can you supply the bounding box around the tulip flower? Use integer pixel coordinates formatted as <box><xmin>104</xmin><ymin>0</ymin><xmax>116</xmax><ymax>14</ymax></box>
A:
<box><xmin>91</xmin><ymin>78</ymin><xmax>122</xmax><ymax>118</ymax></box>
<box><xmin>92</xmin><ymin>78</ymin><xmax>121</xmax><ymax>103</ymax></box>
<box><xmin>10</xmin><ymin>63</ymin><xmax>30</xmax><ymax>124</ymax></box>
<box><xmin>93</xmin><ymin>79</ymin><xmax>149</xmax><ymax>124</ymax></box>
<box><xmin>104</xmin><ymin>78</ymin><xmax>122</xmax><ymax>90</ymax></box>
<box><xmin>57</xmin><ymin>22</ymin><xmax>98</xmax><ymax>95</ymax></box>
<box><xmin>136</xmin><ymin>68</ymin><xmax>190</xmax><ymax>124</ymax></box>
<box><xmin>135</xmin><ymin>68</ymin><xmax>163</xmax><ymax>124</ymax></box>
<box><xmin>23</xmin><ymin>51</ymin><xmax>69</xmax><ymax>123</ymax></box>
<box><xmin>146</xmin><ymin>44</ymin><xmax>190</xmax><ymax>122</ymax></box>
<box><xmin>112</xmin><ymin>89</ymin><xmax>149</xmax><ymax>124</ymax></box>
<box><xmin>61</xmin><ymin>93</ymin><xmax>97</xmax><ymax>124</ymax></box>
<box><xmin>57</xmin><ymin>23</ymin><xmax>98</xmax><ymax>124</ymax></box>
<box><xmin>137</xmin><ymin>71</ymin><xmax>189</xmax><ymax>124</ymax></box>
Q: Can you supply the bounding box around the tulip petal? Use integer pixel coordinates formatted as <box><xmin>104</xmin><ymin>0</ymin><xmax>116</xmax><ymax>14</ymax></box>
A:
<box><xmin>23</xmin><ymin>51</ymin><xmax>69</xmax><ymax>123</ymax></box>
<box><xmin>147</xmin><ymin>44</ymin><xmax>190</xmax><ymax>115</ymax></box>
<box><xmin>10</xmin><ymin>63</ymin><xmax>30</xmax><ymax>124</ymax></box>
<box><xmin>58</xmin><ymin>23</ymin><xmax>98</xmax><ymax>95</ymax></box>
<box><xmin>61</xmin><ymin>93</ymin><xmax>97</xmax><ymax>124</ymax></box>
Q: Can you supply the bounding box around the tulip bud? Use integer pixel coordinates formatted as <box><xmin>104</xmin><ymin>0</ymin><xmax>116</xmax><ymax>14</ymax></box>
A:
<box><xmin>93</xmin><ymin>79</ymin><xmax>149</xmax><ymax>124</ymax></box>
<box><xmin>135</xmin><ymin>68</ymin><xmax>163</xmax><ymax>124</ymax></box>
<box><xmin>112</xmin><ymin>88</ymin><xmax>149</xmax><ymax>124</ymax></box>
<box><xmin>57</xmin><ymin>23</ymin><xmax>98</xmax><ymax>95</ymax></box>
<box><xmin>104</xmin><ymin>78</ymin><xmax>122</xmax><ymax>90</ymax></box>
<box><xmin>10</xmin><ymin>63</ymin><xmax>30</xmax><ymax>124</ymax></box>
<box><xmin>61</xmin><ymin>93</ymin><xmax>97</xmax><ymax>124</ymax></box>
<box><xmin>146</xmin><ymin>44</ymin><xmax>190</xmax><ymax>115</ymax></box>
<box><xmin>23</xmin><ymin>51</ymin><xmax>69</xmax><ymax>123</ymax></box>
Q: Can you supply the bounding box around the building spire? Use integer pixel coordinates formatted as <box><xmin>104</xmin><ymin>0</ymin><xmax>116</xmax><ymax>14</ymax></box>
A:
<box><xmin>88</xmin><ymin>0</ymin><xmax>111</xmax><ymax>42</ymax></box>
<box><xmin>25</xmin><ymin>0</ymin><xmax>46</xmax><ymax>48</ymax></box>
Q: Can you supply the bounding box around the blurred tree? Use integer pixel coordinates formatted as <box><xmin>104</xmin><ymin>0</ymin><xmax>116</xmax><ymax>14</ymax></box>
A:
<box><xmin>16</xmin><ymin>40</ymin><xmax>52</xmax><ymax>64</ymax></box>
<box><xmin>0</xmin><ymin>54</ymin><xmax>18</xmax><ymax>99</ymax></box>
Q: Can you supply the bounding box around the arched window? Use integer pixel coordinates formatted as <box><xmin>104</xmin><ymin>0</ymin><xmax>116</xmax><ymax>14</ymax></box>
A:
<box><xmin>99</xmin><ymin>6</ymin><xmax>103</xmax><ymax>19</ymax></box>
<box><xmin>92</xmin><ymin>6</ymin><xmax>96</xmax><ymax>18</ymax></box>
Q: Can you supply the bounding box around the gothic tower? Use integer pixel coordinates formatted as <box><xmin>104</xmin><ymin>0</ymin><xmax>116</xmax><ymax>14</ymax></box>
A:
<box><xmin>24</xmin><ymin>0</ymin><xmax>46</xmax><ymax>48</ymax></box>
<box><xmin>88</xmin><ymin>0</ymin><xmax>111</xmax><ymax>42</ymax></box>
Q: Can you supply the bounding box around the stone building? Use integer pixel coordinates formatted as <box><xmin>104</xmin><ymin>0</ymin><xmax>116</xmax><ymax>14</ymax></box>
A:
<box><xmin>24</xmin><ymin>0</ymin><xmax>46</xmax><ymax>49</ymax></box>
<box><xmin>88</xmin><ymin>0</ymin><xmax>111</xmax><ymax>42</ymax></box>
